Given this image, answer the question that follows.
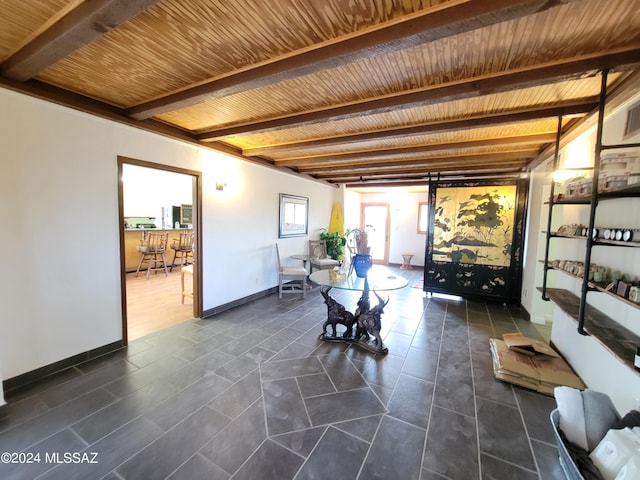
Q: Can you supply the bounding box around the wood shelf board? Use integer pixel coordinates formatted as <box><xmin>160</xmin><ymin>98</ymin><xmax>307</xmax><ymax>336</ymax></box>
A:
<box><xmin>545</xmin><ymin>198</ymin><xmax>591</xmax><ymax>205</ymax></box>
<box><xmin>547</xmin><ymin>232</ymin><xmax>588</xmax><ymax>239</ymax></box>
<box><xmin>549</xmin><ymin>184</ymin><xmax>640</xmax><ymax>204</ymax></box>
<box><xmin>593</xmin><ymin>239</ymin><xmax>640</xmax><ymax>248</ymax></box>
<box><xmin>592</xmin><ymin>284</ymin><xmax>640</xmax><ymax>309</ymax></box>
<box><xmin>541</xmin><ymin>263</ymin><xmax>640</xmax><ymax>310</ymax></box>
<box><xmin>598</xmin><ymin>184</ymin><xmax>640</xmax><ymax>199</ymax></box>
<box><xmin>541</xmin><ymin>231</ymin><xmax>640</xmax><ymax>247</ymax></box>
<box><xmin>538</xmin><ymin>287</ymin><xmax>640</xmax><ymax>373</ymax></box>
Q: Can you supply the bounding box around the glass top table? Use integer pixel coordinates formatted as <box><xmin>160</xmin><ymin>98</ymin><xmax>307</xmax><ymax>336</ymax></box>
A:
<box><xmin>291</xmin><ymin>254</ymin><xmax>310</xmax><ymax>272</ymax></box>
<box><xmin>309</xmin><ymin>266</ymin><xmax>407</xmax><ymax>355</ymax></box>
<box><xmin>309</xmin><ymin>266</ymin><xmax>408</xmax><ymax>291</ymax></box>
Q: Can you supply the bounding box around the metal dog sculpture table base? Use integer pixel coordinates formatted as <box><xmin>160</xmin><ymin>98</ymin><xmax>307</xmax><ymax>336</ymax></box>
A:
<box><xmin>319</xmin><ymin>280</ymin><xmax>389</xmax><ymax>355</ymax></box>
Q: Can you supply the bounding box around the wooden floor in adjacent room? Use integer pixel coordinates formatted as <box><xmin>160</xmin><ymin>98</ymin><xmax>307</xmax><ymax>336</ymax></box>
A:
<box><xmin>125</xmin><ymin>266</ymin><xmax>194</xmax><ymax>341</ymax></box>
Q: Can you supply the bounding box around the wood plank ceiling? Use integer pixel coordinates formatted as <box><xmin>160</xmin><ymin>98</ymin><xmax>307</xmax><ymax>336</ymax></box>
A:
<box><xmin>2</xmin><ymin>0</ymin><xmax>639</xmax><ymax>187</ymax></box>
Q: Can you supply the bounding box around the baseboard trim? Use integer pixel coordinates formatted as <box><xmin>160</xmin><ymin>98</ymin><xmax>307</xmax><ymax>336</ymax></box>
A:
<box><xmin>202</xmin><ymin>286</ymin><xmax>279</xmax><ymax>318</ymax></box>
<box><xmin>3</xmin><ymin>287</ymin><xmax>280</xmax><ymax>394</ymax></box>
<box><xmin>519</xmin><ymin>304</ymin><xmax>531</xmax><ymax>321</ymax></box>
<box><xmin>2</xmin><ymin>340</ymin><xmax>124</xmax><ymax>395</ymax></box>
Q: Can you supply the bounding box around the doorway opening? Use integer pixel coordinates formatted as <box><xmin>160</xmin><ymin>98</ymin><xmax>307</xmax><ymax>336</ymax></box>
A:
<box><xmin>117</xmin><ymin>157</ymin><xmax>203</xmax><ymax>344</ymax></box>
<box><xmin>361</xmin><ymin>203</ymin><xmax>390</xmax><ymax>264</ymax></box>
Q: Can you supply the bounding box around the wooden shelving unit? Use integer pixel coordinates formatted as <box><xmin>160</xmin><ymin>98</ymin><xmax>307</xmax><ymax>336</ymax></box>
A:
<box><xmin>537</xmin><ymin>288</ymin><xmax>640</xmax><ymax>373</ymax></box>
<box><xmin>540</xmin><ymin>70</ymin><xmax>640</xmax><ymax>373</ymax></box>
<box><xmin>548</xmin><ymin>184</ymin><xmax>640</xmax><ymax>205</ymax></box>
<box><xmin>542</xmin><ymin>231</ymin><xmax>640</xmax><ymax>248</ymax></box>
<box><xmin>541</xmin><ymin>261</ymin><xmax>640</xmax><ymax>310</ymax></box>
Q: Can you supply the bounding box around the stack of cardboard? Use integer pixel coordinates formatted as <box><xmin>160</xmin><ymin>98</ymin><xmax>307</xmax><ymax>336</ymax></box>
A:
<box><xmin>490</xmin><ymin>333</ymin><xmax>585</xmax><ymax>395</ymax></box>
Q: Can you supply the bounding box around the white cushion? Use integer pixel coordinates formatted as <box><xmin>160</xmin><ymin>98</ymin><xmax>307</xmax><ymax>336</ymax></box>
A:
<box><xmin>282</xmin><ymin>266</ymin><xmax>307</xmax><ymax>275</ymax></box>
<box><xmin>555</xmin><ymin>386</ymin><xmax>588</xmax><ymax>450</ymax></box>
<box><xmin>311</xmin><ymin>258</ymin><xmax>339</xmax><ymax>266</ymax></box>
<box><xmin>583</xmin><ymin>389</ymin><xmax>620</xmax><ymax>451</ymax></box>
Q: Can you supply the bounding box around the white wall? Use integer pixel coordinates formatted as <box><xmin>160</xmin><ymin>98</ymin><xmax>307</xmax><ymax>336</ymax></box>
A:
<box><xmin>0</xmin><ymin>87</ymin><xmax>335</xmax><ymax>385</ymax></box>
<box><xmin>198</xmin><ymin>150</ymin><xmax>337</xmax><ymax>307</ymax></box>
<box><xmin>344</xmin><ymin>189</ymin><xmax>428</xmax><ymax>266</ymax></box>
<box><xmin>343</xmin><ymin>188</ymin><xmax>361</xmax><ymax>232</ymax></box>
<box><xmin>522</xmin><ymin>92</ymin><xmax>640</xmax><ymax>413</ymax></box>
<box><xmin>0</xmin><ymin>364</ymin><xmax>4</xmax><ymax>406</ymax></box>
<box><xmin>521</xmin><ymin>164</ymin><xmax>556</xmax><ymax>324</ymax></box>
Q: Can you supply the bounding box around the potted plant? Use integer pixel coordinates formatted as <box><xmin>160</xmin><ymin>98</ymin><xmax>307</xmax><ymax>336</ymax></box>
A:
<box><xmin>347</xmin><ymin>227</ymin><xmax>371</xmax><ymax>255</ymax></box>
<box><xmin>319</xmin><ymin>229</ymin><xmax>346</xmax><ymax>260</ymax></box>
<box><xmin>346</xmin><ymin>227</ymin><xmax>373</xmax><ymax>277</ymax></box>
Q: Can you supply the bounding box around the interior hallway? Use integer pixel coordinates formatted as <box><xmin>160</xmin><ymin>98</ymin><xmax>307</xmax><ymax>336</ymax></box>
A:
<box><xmin>0</xmin><ymin>267</ymin><xmax>564</xmax><ymax>479</ymax></box>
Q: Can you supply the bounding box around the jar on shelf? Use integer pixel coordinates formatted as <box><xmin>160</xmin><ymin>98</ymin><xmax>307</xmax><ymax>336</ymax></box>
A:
<box><xmin>622</xmin><ymin>229</ymin><xmax>640</xmax><ymax>242</ymax></box>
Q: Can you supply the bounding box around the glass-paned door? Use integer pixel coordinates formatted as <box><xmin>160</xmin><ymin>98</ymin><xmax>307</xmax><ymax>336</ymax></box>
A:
<box><xmin>361</xmin><ymin>203</ymin><xmax>390</xmax><ymax>264</ymax></box>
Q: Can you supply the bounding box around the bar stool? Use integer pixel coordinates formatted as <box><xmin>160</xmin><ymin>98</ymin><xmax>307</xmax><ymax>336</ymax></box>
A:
<box><xmin>170</xmin><ymin>231</ymin><xmax>194</xmax><ymax>271</ymax></box>
<box><xmin>135</xmin><ymin>232</ymin><xmax>169</xmax><ymax>279</ymax></box>
<box><xmin>181</xmin><ymin>264</ymin><xmax>194</xmax><ymax>304</ymax></box>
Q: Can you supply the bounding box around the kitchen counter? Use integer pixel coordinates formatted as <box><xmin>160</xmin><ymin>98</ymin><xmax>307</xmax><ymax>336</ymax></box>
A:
<box><xmin>124</xmin><ymin>228</ymin><xmax>192</xmax><ymax>272</ymax></box>
<box><xmin>125</xmin><ymin>227</ymin><xmax>192</xmax><ymax>231</ymax></box>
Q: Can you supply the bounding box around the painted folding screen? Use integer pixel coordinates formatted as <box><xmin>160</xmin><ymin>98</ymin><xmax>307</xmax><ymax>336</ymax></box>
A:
<box><xmin>424</xmin><ymin>179</ymin><xmax>528</xmax><ymax>304</ymax></box>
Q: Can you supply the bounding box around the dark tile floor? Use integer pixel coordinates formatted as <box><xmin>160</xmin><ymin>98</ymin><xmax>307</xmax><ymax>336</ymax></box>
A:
<box><xmin>0</xmin><ymin>267</ymin><xmax>565</xmax><ymax>479</ymax></box>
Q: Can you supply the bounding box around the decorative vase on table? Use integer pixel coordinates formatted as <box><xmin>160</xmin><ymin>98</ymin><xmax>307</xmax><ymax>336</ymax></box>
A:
<box><xmin>353</xmin><ymin>254</ymin><xmax>372</xmax><ymax>278</ymax></box>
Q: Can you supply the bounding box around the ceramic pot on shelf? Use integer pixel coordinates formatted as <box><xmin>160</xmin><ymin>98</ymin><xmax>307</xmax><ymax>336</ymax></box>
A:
<box><xmin>353</xmin><ymin>254</ymin><xmax>372</xmax><ymax>278</ymax></box>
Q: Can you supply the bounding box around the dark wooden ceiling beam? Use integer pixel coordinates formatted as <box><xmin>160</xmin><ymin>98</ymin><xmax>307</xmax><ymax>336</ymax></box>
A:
<box><xmin>295</xmin><ymin>150</ymin><xmax>538</xmax><ymax>173</ymax></box>
<box><xmin>528</xmin><ymin>69</ymin><xmax>640</xmax><ymax>170</ymax></box>
<box><xmin>0</xmin><ymin>76</ymin><xmax>285</xmax><ymax>176</ymax></box>
<box><xmin>126</xmin><ymin>0</ymin><xmax>569</xmax><ymax>120</ymax></box>
<box><xmin>316</xmin><ymin>167</ymin><xmax>526</xmax><ymax>182</ymax></box>
<box><xmin>344</xmin><ymin>180</ymin><xmax>430</xmax><ymax>188</ymax></box>
<box><xmin>342</xmin><ymin>169</ymin><xmax>522</xmax><ymax>188</ymax></box>
<box><xmin>274</xmin><ymin>132</ymin><xmax>556</xmax><ymax>166</ymax></box>
<box><xmin>297</xmin><ymin>151</ymin><xmax>536</xmax><ymax>175</ymax></box>
<box><xmin>197</xmin><ymin>47</ymin><xmax>639</xmax><ymax>140</ymax></box>
<box><xmin>242</xmin><ymin>102</ymin><xmax>594</xmax><ymax>157</ymax></box>
<box><xmin>318</xmin><ymin>163</ymin><xmax>526</xmax><ymax>180</ymax></box>
<box><xmin>308</xmin><ymin>159</ymin><xmax>527</xmax><ymax>177</ymax></box>
<box><xmin>341</xmin><ymin>169</ymin><xmax>524</xmax><ymax>186</ymax></box>
<box><xmin>245</xmin><ymin>113</ymin><xmax>581</xmax><ymax>159</ymax></box>
<box><xmin>1</xmin><ymin>0</ymin><xmax>161</xmax><ymax>82</ymax></box>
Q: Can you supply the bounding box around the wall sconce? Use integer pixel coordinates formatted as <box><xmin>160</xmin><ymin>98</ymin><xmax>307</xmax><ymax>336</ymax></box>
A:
<box><xmin>216</xmin><ymin>181</ymin><xmax>227</xmax><ymax>191</ymax></box>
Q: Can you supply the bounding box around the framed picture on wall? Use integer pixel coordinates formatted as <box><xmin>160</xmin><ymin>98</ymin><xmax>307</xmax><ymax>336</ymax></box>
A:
<box><xmin>279</xmin><ymin>194</ymin><xmax>308</xmax><ymax>238</ymax></box>
<box><xmin>180</xmin><ymin>204</ymin><xmax>193</xmax><ymax>224</ymax></box>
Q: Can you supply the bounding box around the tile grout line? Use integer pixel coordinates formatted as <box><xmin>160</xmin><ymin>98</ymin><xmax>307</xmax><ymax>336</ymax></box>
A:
<box><xmin>468</xmin><ymin>298</ymin><xmax>483</xmax><ymax>480</ymax></box>
<box><xmin>2</xmin><ymin>267</ymin><xmax>562</xmax><ymax>480</ymax></box>
<box><xmin>289</xmin><ymin>425</ymin><xmax>331</xmax><ymax>478</ymax></box>
<box><xmin>195</xmin><ymin>396</ymin><xmax>265</xmax><ymax>478</ymax></box>
<box><xmin>415</xmin><ymin>292</ymin><xmax>434</xmax><ymax>480</ymax></box>
<box><xmin>354</xmin><ymin>409</ymin><xmax>385</xmax><ymax>480</ymax></box>
<box><xmin>481</xmin><ymin>451</ymin><xmax>540</xmax><ymax>476</ymax></box>
<box><xmin>357</xmin><ymin>286</ymin><xmax>431</xmax><ymax>480</ymax></box>
<box><xmin>294</xmin><ymin>375</ymin><xmax>315</xmax><ymax>433</ymax></box>
<box><xmin>513</xmin><ymin>389</ymin><xmax>544</xmax><ymax>479</ymax></box>
<box><xmin>419</xmin><ymin>295</ymin><xmax>448</xmax><ymax>480</ymax></box>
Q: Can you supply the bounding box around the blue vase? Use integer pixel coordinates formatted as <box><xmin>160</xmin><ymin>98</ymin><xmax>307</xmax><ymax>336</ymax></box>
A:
<box><xmin>353</xmin><ymin>254</ymin><xmax>372</xmax><ymax>278</ymax></box>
